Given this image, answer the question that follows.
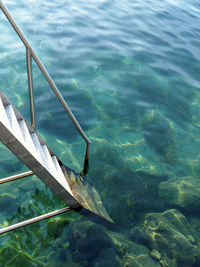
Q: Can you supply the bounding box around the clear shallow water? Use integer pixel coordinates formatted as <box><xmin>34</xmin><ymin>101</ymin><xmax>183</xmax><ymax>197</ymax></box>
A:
<box><xmin>0</xmin><ymin>0</ymin><xmax>200</xmax><ymax>266</ymax></box>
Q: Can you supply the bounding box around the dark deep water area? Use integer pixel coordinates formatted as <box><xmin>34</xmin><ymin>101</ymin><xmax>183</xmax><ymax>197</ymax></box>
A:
<box><xmin>0</xmin><ymin>0</ymin><xmax>200</xmax><ymax>266</ymax></box>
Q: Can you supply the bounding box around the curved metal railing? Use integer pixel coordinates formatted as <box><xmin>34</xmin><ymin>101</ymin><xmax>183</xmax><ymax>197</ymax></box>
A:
<box><xmin>0</xmin><ymin>1</ymin><xmax>90</xmax><ymax>174</ymax></box>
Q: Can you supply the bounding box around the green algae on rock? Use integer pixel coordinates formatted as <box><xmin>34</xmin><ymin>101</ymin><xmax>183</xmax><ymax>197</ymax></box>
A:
<box><xmin>150</xmin><ymin>249</ymin><xmax>161</xmax><ymax>260</ymax></box>
<box><xmin>158</xmin><ymin>176</ymin><xmax>200</xmax><ymax>213</ymax></box>
<box><xmin>0</xmin><ymin>246</ymin><xmax>47</xmax><ymax>267</ymax></box>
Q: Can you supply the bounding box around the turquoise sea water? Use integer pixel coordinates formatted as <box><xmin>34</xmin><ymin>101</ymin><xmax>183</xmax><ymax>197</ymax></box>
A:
<box><xmin>1</xmin><ymin>0</ymin><xmax>200</xmax><ymax>266</ymax></box>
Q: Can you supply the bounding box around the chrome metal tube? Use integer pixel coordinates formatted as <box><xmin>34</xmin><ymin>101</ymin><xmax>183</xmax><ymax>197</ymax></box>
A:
<box><xmin>0</xmin><ymin>171</ymin><xmax>33</xmax><ymax>184</ymax></box>
<box><xmin>26</xmin><ymin>48</ymin><xmax>35</xmax><ymax>129</ymax></box>
<box><xmin>0</xmin><ymin>1</ymin><xmax>90</xmax><ymax>146</ymax></box>
<box><xmin>0</xmin><ymin>206</ymin><xmax>71</xmax><ymax>235</ymax></box>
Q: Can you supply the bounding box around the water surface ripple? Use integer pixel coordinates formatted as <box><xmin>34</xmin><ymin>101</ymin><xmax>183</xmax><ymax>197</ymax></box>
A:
<box><xmin>0</xmin><ymin>0</ymin><xmax>200</xmax><ymax>266</ymax></box>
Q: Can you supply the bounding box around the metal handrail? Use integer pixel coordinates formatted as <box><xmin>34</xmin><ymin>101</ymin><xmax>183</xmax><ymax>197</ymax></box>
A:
<box><xmin>0</xmin><ymin>1</ymin><xmax>90</xmax><ymax>174</ymax></box>
<box><xmin>0</xmin><ymin>206</ymin><xmax>72</xmax><ymax>235</ymax></box>
<box><xmin>0</xmin><ymin>171</ymin><xmax>33</xmax><ymax>184</ymax></box>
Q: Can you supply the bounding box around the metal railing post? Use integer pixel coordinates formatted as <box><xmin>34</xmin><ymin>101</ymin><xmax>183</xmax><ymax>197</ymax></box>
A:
<box><xmin>83</xmin><ymin>142</ymin><xmax>90</xmax><ymax>175</ymax></box>
<box><xmin>26</xmin><ymin>48</ymin><xmax>35</xmax><ymax>129</ymax></box>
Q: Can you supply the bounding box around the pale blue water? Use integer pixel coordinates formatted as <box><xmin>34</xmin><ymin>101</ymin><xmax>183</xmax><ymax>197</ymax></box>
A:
<box><xmin>0</xmin><ymin>0</ymin><xmax>200</xmax><ymax>266</ymax></box>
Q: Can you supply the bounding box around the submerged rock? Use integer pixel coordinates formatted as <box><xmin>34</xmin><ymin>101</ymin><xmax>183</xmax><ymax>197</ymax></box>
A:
<box><xmin>68</xmin><ymin>220</ymin><xmax>161</xmax><ymax>267</ymax></box>
<box><xmin>132</xmin><ymin>209</ymin><xmax>200</xmax><ymax>266</ymax></box>
<box><xmin>158</xmin><ymin>176</ymin><xmax>200</xmax><ymax>212</ymax></box>
<box><xmin>123</xmin><ymin>243</ymin><xmax>160</xmax><ymax>267</ymax></box>
<box><xmin>108</xmin><ymin>231</ymin><xmax>160</xmax><ymax>267</ymax></box>
<box><xmin>68</xmin><ymin>221</ymin><xmax>113</xmax><ymax>263</ymax></box>
<box><xmin>125</xmin><ymin>254</ymin><xmax>161</xmax><ymax>267</ymax></box>
<box><xmin>94</xmin><ymin>248</ymin><xmax>121</xmax><ymax>267</ymax></box>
